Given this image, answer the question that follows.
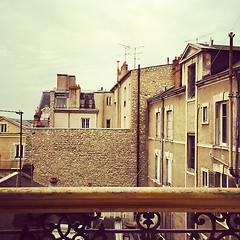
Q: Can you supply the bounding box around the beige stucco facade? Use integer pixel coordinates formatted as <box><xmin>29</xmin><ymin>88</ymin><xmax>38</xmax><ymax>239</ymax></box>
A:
<box><xmin>147</xmin><ymin>43</ymin><xmax>240</xmax><ymax>239</ymax></box>
<box><xmin>0</xmin><ymin>116</ymin><xmax>27</xmax><ymax>171</ymax></box>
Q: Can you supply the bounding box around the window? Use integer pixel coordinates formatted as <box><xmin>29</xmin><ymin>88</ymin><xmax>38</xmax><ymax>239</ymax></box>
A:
<box><xmin>0</xmin><ymin>124</ymin><xmax>7</xmax><ymax>133</ymax></box>
<box><xmin>215</xmin><ymin>101</ymin><xmax>228</xmax><ymax>146</ymax></box>
<box><xmin>156</xmin><ymin>111</ymin><xmax>161</xmax><ymax>138</ymax></box>
<box><xmin>202</xmin><ymin>103</ymin><xmax>209</xmax><ymax>124</ymax></box>
<box><xmin>166</xmin><ymin>110</ymin><xmax>173</xmax><ymax>139</ymax></box>
<box><xmin>80</xmin><ymin>99</ymin><xmax>85</xmax><ymax>108</ymax></box>
<box><xmin>188</xmin><ymin>63</ymin><xmax>196</xmax><ymax>98</ymax></box>
<box><xmin>202</xmin><ymin>169</ymin><xmax>208</xmax><ymax>187</ymax></box>
<box><xmin>15</xmin><ymin>145</ymin><xmax>24</xmax><ymax>158</ymax></box>
<box><xmin>166</xmin><ymin>157</ymin><xmax>172</xmax><ymax>186</ymax></box>
<box><xmin>124</xmin><ymin>101</ymin><xmax>126</xmax><ymax>107</ymax></box>
<box><xmin>88</xmin><ymin>99</ymin><xmax>93</xmax><ymax>109</ymax></box>
<box><xmin>187</xmin><ymin>134</ymin><xmax>195</xmax><ymax>169</ymax></box>
<box><xmin>82</xmin><ymin>118</ymin><xmax>90</xmax><ymax>128</ymax></box>
<box><xmin>155</xmin><ymin>151</ymin><xmax>162</xmax><ymax>184</ymax></box>
<box><xmin>209</xmin><ymin>170</ymin><xmax>228</xmax><ymax>188</ymax></box>
<box><xmin>106</xmin><ymin>97</ymin><xmax>112</xmax><ymax>106</ymax></box>
<box><xmin>106</xmin><ymin>119</ymin><xmax>111</xmax><ymax>128</ymax></box>
<box><xmin>55</xmin><ymin>97</ymin><xmax>68</xmax><ymax>108</ymax></box>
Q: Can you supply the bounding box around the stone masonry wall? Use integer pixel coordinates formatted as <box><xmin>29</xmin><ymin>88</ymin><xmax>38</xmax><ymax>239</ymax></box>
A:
<box><xmin>131</xmin><ymin>64</ymin><xmax>173</xmax><ymax>186</ymax></box>
<box><xmin>25</xmin><ymin>128</ymin><xmax>137</xmax><ymax>187</ymax></box>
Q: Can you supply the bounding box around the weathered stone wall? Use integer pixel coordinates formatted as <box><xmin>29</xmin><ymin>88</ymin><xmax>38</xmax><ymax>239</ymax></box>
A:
<box><xmin>130</xmin><ymin>64</ymin><xmax>173</xmax><ymax>186</ymax></box>
<box><xmin>25</xmin><ymin>128</ymin><xmax>137</xmax><ymax>187</ymax></box>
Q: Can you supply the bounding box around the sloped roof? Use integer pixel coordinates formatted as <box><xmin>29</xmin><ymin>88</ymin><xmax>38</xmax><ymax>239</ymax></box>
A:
<box><xmin>0</xmin><ymin>116</ymin><xmax>31</xmax><ymax>129</ymax></box>
<box><xmin>0</xmin><ymin>172</ymin><xmax>43</xmax><ymax>187</ymax></box>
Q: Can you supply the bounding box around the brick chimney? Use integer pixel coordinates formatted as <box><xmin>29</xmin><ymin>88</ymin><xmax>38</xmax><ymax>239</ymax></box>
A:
<box><xmin>121</xmin><ymin>61</ymin><xmax>128</xmax><ymax>76</ymax></box>
<box><xmin>33</xmin><ymin>112</ymin><xmax>44</xmax><ymax>127</ymax></box>
<box><xmin>69</xmin><ymin>84</ymin><xmax>81</xmax><ymax>108</ymax></box>
<box><xmin>69</xmin><ymin>75</ymin><xmax>76</xmax><ymax>86</ymax></box>
<box><xmin>57</xmin><ymin>74</ymin><xmax>69</xmax><ymax>91</ymax></box>
<box><xmin>172</xmin><ymin>56</ymin><xmax>182</xmax><ymax>88</ymax></box>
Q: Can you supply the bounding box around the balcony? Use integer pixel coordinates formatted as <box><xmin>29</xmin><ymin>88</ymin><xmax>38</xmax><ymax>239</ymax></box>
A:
<box><xmin>0</xmin><ymin>187</ymin><xmax>239</xmax><ymax>240</ymax></box>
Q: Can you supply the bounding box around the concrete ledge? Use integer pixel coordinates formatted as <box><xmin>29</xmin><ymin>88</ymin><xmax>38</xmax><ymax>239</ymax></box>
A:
<box><xmin>0</xmin><ymin>187</ymin><xmax>239</xmax><ymax>213</ymax></box>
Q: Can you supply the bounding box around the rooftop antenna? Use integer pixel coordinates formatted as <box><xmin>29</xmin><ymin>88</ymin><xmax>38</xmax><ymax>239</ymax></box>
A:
<box><xmin>185</xmin><ymin>33</ymin><xmax>213</xmax><ymax>43</ymax></box>
<box><xmin>133</xmin><ymin>45</ymin><xmax>144</xmax><ymax>69</ymax></box>
<box><xmin>119</xmin><ymin>44</ymin><xmax>131</xmax><ymax>61</ymax></box>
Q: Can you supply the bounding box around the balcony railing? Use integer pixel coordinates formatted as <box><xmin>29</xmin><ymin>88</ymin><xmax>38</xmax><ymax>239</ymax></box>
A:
<box><xmin>0</xmin><ymin>187</ymin><xmax>239</xmax><ymax>240</ymax></box>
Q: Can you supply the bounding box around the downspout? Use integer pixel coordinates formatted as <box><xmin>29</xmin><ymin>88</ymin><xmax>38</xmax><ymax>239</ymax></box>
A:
<box><xmin>137</xmin><ymin>64</ymin><xmax>140</xmax><ymax>187</ymax></box>
<box><xmin>230</xmin><ymin>72</ymin><xmax>240</xmax><ymax>181</ymax></box>
<box><xmin>234</xmin><ymin>73</ymin><xmax>240</xmax><ymax>179</ymax></box>
<box><xmin>228</xmin><ymin>32</ymin><xmax>234</xmax><ymax>175</ymax></box>
<box><xmin>161</xmin><ymin>97</ymin><xmax>165</xmax><ymax>185</ymax></box>
<box><xmin>195</xmin><ymin>84</ymin><xmax>199</xmax><ymax>187</ymax></box>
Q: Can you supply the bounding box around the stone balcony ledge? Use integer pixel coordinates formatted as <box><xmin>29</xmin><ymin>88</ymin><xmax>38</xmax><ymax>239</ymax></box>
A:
<box><xmin>0</xmin><ymin>187</ymin><xmax>239</xmax><ymax>213</ymax></box>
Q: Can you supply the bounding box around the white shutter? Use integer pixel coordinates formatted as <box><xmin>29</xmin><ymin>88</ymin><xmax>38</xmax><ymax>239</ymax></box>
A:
<box><xmin>10</xmin><ymin>144</ymin><xmax>15</xmax><ymax>161</ymax></box>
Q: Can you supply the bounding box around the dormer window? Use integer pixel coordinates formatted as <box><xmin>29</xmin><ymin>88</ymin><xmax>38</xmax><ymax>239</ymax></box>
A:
<box><xmin>188</xmin><ymin>63</ymin><xmax>196</xmax><ymax>98</ymax></box>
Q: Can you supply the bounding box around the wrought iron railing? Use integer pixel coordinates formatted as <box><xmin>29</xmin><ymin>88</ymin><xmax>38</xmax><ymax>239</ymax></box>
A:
<box><xmin>0</xmin><ymin>187</ymin><xmax>239</xmax><ymax>240</ymax></box>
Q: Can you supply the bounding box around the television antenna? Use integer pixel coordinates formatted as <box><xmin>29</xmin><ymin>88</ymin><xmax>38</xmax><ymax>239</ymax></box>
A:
<box><xmin>119</xmin><ymin>44</ymin><xmax>145</xmax><ymax>68</ymax></box>
<box><xmin>119</xmin><ymin>44</ymin><xmax>131</xmax><ymax>61</ymax></box>
<box><xmin>185</xmin><ymin>33</ymin><xmax>213</xmax><ymax>43</ymax></box>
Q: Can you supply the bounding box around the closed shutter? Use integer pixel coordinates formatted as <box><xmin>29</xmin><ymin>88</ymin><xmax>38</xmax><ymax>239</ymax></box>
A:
<box><xmin>10</xmin><ymin>144</ymin><xmax>15</xmax><ymax>161</ymax></box>
<box><xmin>209</xmin><ymin>171</ymin><xmax>215</xmax><ymax>187</ymax></box>
<box><xmin>228</xmin><ymin>177</ymin><xmax>236</xmax><ymax>188</ymax></box>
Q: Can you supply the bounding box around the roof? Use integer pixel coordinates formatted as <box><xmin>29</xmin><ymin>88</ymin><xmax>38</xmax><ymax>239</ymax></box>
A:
<box><xmin>0</xmin><ymin>172</ymin><xmax>43</xmax><ymax>187</ymax></box>
<box><xmin>148</xmin><ymin>86</ymin><xmax>186</xmax><ymax>104</ymax></box>
<box><xmin>38</xmin><ymin>91</ymin><xmax>50</xmax><ymax>115</ymax></box>
<box><xmin>0</xmin><ymin>116</ymin><xmax>32</xmax><ymax>129</ymax></box>
<box><xmin>197</xmin><ymin>43</ymin><xmax>240</xmax><ymax>51</ymax></box>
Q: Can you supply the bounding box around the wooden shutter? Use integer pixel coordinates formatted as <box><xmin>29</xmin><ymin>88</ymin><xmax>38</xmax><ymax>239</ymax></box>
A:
<box><xmin>209</xmin><ymin>171</ymin><xmax>215</xmax><ymax>188</ymax></box>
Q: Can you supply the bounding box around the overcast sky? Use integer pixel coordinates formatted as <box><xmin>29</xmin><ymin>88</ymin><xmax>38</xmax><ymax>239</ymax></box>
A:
<box><xmin>1</xmin><ymin>0</ymin><xmax>240</xmax><ymax>120</ymax></box>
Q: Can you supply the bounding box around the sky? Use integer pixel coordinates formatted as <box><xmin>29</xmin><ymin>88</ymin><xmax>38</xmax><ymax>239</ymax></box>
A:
<box><xmin>1</xmin><ymin>0</ymin><xmax>240</xmax><ymax>120</ymax></box>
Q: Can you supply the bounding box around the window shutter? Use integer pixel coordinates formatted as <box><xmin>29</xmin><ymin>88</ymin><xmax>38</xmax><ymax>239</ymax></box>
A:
<box><xmin>209</xmin><ymin>171</ymin><xmax>215</xmax><ymax>187</ymax></box>
<box><xmin>10</xmin><ymin>144</ymin><xmax>15</xmax><ymax>161</ymax></box>
<box><xmin>228</xmin><ymin>177</ymin><xmax>236</xmax><ymax>188</ymax></box>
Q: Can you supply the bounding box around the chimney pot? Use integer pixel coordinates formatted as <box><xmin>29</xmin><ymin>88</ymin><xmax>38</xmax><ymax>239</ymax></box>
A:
<box><xmin>49</xmin><ymin>176</ymin><xmax>58</xmax><ymax>187</ymax></box>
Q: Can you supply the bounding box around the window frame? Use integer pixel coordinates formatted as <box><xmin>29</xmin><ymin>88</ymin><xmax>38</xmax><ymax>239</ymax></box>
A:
<box><xmin>201</xmin><ymin>168</ymin><xmax>209</xmax><ymax>187</ymax></box>
<box><xmin>155</xmin><ymin>110</ymin><xmax>161</xmax><ymax>138</ymax></box>
<box><xmin>215</xmin><ymin>100</ymin><xmax>228</xmax><ymax>146</ymax></box>
<box><xmin>0</xmin><ymin>124</ymin><xmax>7</xmax><ymax>133</ymax></box>
<box><xmin>165</xmin><ymin>105</ymin><xmax>173</xmax><ymax>140</ymax></box>
<box><xmin>187</xmin><ymin>133</ymin><xmax>195</xmax><ymax>170</ymax></box>
<box><xmin>106</xmin><ymin>97</ymin><xmax>112</xmax><ymax>106</ymax></box>
<box><xmin>188</xmin><ymin>63</ymin><xmax>196</xmax><ymax>98</ymax></box>
<box><xmin>81</xmin><ymin>118</ymin><xmax>90</xmax><ymax>128</ymax></box>
<box><xmin>155</xmin><ymin>150</ymin><xmax>162</xmax><ymax>184</ymax></box>
<box><xmin>201</xmin><ymin>103</ymin><xmax>209</xmax><ymax>125</ymax></box>
<box><xmin>15</xmin><ymin>144</ymin><xmax>24</xmax><ymax>159</ymax></box>
<box><xmin>106</xmin><ymin>119</ymin><xmax>111</xmax><ymax>128</ymax></box>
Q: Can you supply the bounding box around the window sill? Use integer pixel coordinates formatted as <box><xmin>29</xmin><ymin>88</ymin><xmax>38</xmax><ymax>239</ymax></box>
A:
<box><xmin>187</xmin><ymin>98</ymin><xmax>195</xmax><ymax>103</ymax></box>
<box><xmin>213</xmin><ymin>145</ymin><xmax>229</xmax><ymax>151</ymax></box>
<box><xmin>186</xmin><ymin>169</ymin><xmax>195</xmax><ymax>175</ymax></box>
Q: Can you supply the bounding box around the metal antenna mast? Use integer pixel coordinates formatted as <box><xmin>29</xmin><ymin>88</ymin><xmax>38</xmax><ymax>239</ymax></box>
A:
<box><xmin>133</xmin><ymin>45</ymin><xmax>144</xmax><ymax>69</ymax></box>
<box><xmin>119</xmin><ymin>44</ymin><xmax>131</xmax><ymax>61</ymax></box>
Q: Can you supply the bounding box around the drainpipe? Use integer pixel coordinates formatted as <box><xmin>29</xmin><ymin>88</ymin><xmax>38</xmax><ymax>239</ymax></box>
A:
<box><xmin>137</xmin><ymin>64</ymin><xmax>141</xmax><ymax>187</ymax></box>
<box><xmin>234</xmin><ymin>73</ymin><xmax>240</xmax><ymax>180</ymax></box>
<box><xmin>161</xmin><ymin>97</ymin><xmax>165</xmax><ymax>185</ymax></box>
<box><xmin>229</xmin><ymin>32</ymin><xmax>235</xmax><ymax>174</ymax></box>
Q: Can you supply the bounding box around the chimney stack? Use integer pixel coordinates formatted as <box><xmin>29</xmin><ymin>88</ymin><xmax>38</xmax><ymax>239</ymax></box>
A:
<box><xmin>172</xmin><ymin>56</ymin><xmax>182</xmax><ymax>88</ymax></box>
<box><xmin>209</xmin><ymin>38</ymin><xmax>214</xmax><ymax>47</ymax></box>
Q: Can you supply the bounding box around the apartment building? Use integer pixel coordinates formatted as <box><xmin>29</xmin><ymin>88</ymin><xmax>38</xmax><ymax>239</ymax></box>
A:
<box><xmin>147</xmin><ymin>39</ymin><xmax>240</xmax><ymax>239</ymax></box>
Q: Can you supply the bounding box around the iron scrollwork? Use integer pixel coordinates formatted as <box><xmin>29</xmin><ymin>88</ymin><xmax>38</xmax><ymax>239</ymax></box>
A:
<box><xmin>191</xmin><ymin>213</ymin><xmax>240</xmax><ymax>240</ymax></box>
<box><xmin>1</xmin><ymin>212</ymin><xmax>240</xmax><ymax>240</ymax></box>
